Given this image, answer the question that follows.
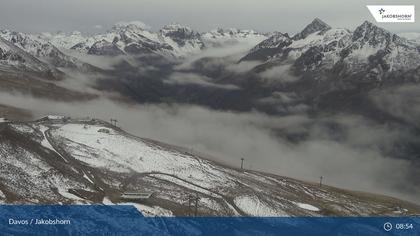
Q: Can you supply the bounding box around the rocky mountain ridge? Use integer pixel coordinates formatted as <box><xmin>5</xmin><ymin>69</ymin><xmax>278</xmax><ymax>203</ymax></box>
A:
<box><xmin>242</xmin><ymin>19</ymin><xmax>420</xmax><ymax>84</ymax></box>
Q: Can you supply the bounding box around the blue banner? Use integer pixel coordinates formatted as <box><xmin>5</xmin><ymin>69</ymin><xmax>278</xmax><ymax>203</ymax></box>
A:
<box><xmin>0</xmin><ymin>205</ymin><xmax>419</xmax><ymax>235</ymax></box>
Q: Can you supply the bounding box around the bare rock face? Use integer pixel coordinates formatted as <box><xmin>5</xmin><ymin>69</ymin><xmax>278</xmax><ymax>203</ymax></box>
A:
<box><xmin>88</xmin><ymin>39</ymin><xmax>125</xmax><ymax>56</ymax></box>
<box><xmin>160</xmin><ymin>23</ymin><xmax>204</xmax><ymax>48</ymax></box>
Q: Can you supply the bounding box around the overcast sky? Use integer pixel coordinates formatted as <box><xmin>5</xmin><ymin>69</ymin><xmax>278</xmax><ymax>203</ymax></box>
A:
<box><xmin>0</xmin><ymin>0</ymin><xmax>419</xmax><ymax>34</ymax></box>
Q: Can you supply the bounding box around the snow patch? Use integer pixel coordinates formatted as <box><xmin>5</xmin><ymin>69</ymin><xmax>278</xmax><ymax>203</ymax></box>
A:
<box><xmin>234</xmin><ymin>195</ymin><xmax>286</xmax><ymax>216</ymax></box>
<box><xmin>295</xmin><ymin>202</ymin><xmax>320</xmax><ymax>212</ymax></box>
<box><xmin>57</xmin><ymin>187</ymin><xmax>83</xmax><ymax>201</ymax></box>
<box><xmin>102</xmin><ymin>197</ymin><xmax>113</xmax><ymax>205</ymax></box>
<box><xmin>118</xmin><ymin>202</ymin><xmax>173</xmax><ymax>217</ymax></box>
<box><xmin>46</xmin><ymin>115</ymin><xmax>65</xmax><ymax>120</ymax></box>
<box><xmin>82</xmin><ymin>172</ymin><xmax>95</xmax><ymax>185</ymax></box>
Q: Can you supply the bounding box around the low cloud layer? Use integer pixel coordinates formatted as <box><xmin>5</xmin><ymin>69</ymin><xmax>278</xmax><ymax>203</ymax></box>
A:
<box><xmin>0</xmin><ymin>91</ymin><xmax>418</xmax><ymax>203</ymax></box>
<box><xmin>176</xmin><ymin>40</ymin><xmax>263</xmax><ymax>70</ymax></box>
<box><xmin>259</xmin><ymin>65</ymin><xmax>299</xmax><ymax>83</ymax></box>
<box><xmin>371</xmin><ymin>84</ymin><xmax>420</xmax><ymax>128</ymax></box>
<box><xmin>165</xmin><ymin>72</ymin><xmax>240</xmax><ymax>90</ymax></box>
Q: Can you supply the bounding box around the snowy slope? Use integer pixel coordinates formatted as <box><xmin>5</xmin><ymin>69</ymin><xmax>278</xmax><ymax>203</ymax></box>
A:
<box><xmin>40</xmin><ymin>31</ymin><xmax>88</xmax><ymax>50</ymax></box>
<box><xmin>0</xmin><ymin>118</ymin><xmax>419</xmax><ymax>216</ymax></box>
<box><xmin>0</xmin><ymin>35</ymin><xmax>55</xmax><ymax>75</ymax></box>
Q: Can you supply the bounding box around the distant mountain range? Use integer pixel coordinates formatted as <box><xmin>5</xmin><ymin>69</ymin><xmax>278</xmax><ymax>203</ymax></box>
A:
<box><xmin>1</xmin><ymin>19</ymin><xmax>420</xmax><ymax>115</ymax></box>
<box><xmin>1</xmin><ymin>22</ymin><xmax>265</xmax><ymax>60</ymax></box>
<box><xmin>1</xmin><ymin>19</ymin><xmax>419</xmax><ymax>81</ymax></box>
<box><xmin>0</xmin><ymin>22</ymin><xmax>266</xmax><ymax>83</ymax></box>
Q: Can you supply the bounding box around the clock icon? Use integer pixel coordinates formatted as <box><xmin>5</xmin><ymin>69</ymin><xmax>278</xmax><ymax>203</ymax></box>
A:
<box><xmin>384</xmin><ymin>222</ymin><xmax>393</xmax><ymax>232</ymax></box>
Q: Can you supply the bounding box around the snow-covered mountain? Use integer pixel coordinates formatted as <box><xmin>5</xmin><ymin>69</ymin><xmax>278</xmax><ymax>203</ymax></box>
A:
<box><xmin>201</xmin><ymin>28</ymin><xmax>266</xmax><ymax>47</ymax></box>
<box><xmin>40</xmin><ymin>31</ymin><xmax>87</xmax><ymax>49</ymax></box>
<box><xmin>340</xmin><ymin>21</ymin><xmax>420</xmax><ymax>78</ymax></box>
<box><xmin>0</xmin><ymin>117</ymin><xmax>418</xmax><ymax>216</ymax></box>
<box><xmin>0</xmin><ymin>31</ymin><xmax>100</xmax><ymax>104</ymax></box>
<box><xmin>159</xmin><ymin>23</ymin><xmax>205</xmax><ymax>56</ymax></box>
<box><xmin>0</xmin><ymin>21</ymin><xmax>267</xmax><ymax>77</ymax></box>
<box><xmin>1</xmin><ymin>19</ymin><xmax>418</xmax><ymax>81</ymax></box>
<box><xmin>0</xmin><ymin>35</ymin><xmax>55</xmax><ymax>76</ymax></box>
<box><xmin>241</xmin><ymin>19</ymin><xmax>351</xmax><ymax>65</ymax></box>
<box><xmin>35</xmin><ymin>22</ymin><xmax>266</xmax><ymax>58</ymax></box>
<box><xmin>241</xmin><ymin>19</ymin><xmax>420</xmax><ymax>83</ymax></box>
<box><xmin>0</xmin><ymin>30</ymin><xmax>99</xmax><ymax>72</ymax></box>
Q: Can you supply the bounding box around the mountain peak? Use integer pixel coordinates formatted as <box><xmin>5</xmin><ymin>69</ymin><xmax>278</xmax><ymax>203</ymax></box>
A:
<box><xmin>160</xmin><ymin>23</ymin><xmax>202</xmax><ymax>48</ymax></box>
<box><xmin>312</xmin><ymin>18</ymin><xmax>329</xmax><ymax>26</ymax></box>
<box><xmin>355</xmin><ymin>20</ymin><xmax>387</xmax><ymax>32</ymax></box>
<box><xmin>293</xmin><ymin>18</ymin><xmax>331</xmax><ymax>40</ymax></box>
<box><xmin>357</xmin><ymin>20</ymin><xmax>377</xmax><ymax>30</ymax></box>
<box><xmin>160</xmin><ymin>23</ymin><xmax>197</xmax><ymax>37</ymax></box>
<box><xmin>351</xmin><ymin>20</ymin><xmax>399</xmax><ymax>45</ymax></box>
